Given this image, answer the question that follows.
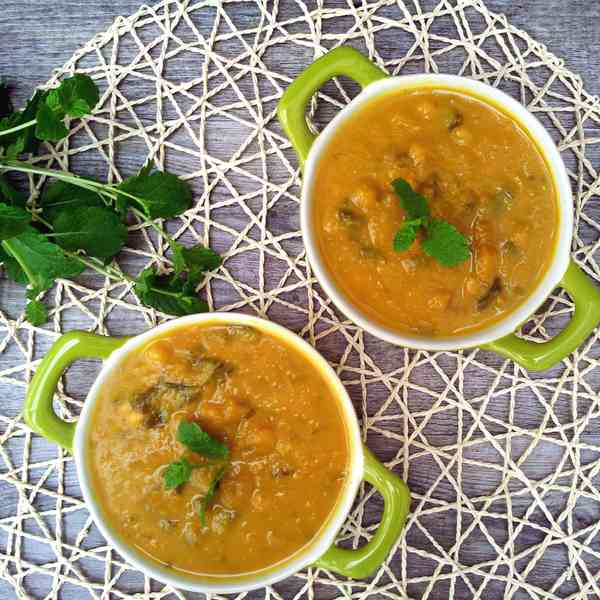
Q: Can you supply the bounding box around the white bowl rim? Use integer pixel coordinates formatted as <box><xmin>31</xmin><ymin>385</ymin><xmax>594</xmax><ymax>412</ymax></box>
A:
<box><xmin>73</xmin><ymin>312</ymin><xmax>364</xmax><ymax>593</ymax></box>
<box><xmin>301</xmin><ymin>74</ymin><xmax>573</xmax><ymax>351</ymax></box>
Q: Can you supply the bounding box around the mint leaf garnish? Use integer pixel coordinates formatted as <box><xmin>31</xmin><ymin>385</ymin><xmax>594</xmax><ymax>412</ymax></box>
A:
<box><xmin>176</xmin><ymin>421</ymin><xmax>229</xmax><ymax>459</ymax></box>
<box><xmin>391</xmin><ymin>178</ymin><xmax>470</xmax><ymax>267</ymax></box>
<box><xmin>393</xmin><ymin>217</ymin><xmax>423</xmax><ymax>252</ymax></box>
<box><xmin>422</xmin><ymin>218</ymin><xmax>471</xmax><ymax>267</ymax></box>
<box><xmin>392</xmin><ymin>178</ymin><xmax>430</xmax><ymax>220</ymax></box>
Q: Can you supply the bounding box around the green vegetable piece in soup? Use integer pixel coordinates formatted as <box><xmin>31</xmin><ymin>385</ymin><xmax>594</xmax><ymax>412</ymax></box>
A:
<box><xmin>359</xmin><ymin>245</ymin><xmax>385</xmax><ymax>261</ymax></box>
<box><xmin>445</xmin><ymin>110</ymin><xmax>463</xmax><ymax>131</ymax></box>
<box><xmin>130</xmin><ymin>380</ymin><xmax>199</xmax><ymax>428</ymax></box>
<box><xmin>226</xmin><ymin>325</ymin><xmax>261</xmax><ymax>342</ymax></box>
<box><xmin>478</xmin><ymin>277</ymin><xmax>503</xmax><ymax>310</ymax></box>
<box><xmin>337</xmin><ymin>205</ymin><xmax>363</xmax><ymax>227</ymax></box>
<box><xmin>493</xmin><ymin>187</ymin><xmax>513</xmax><ymax>212</ymax></box>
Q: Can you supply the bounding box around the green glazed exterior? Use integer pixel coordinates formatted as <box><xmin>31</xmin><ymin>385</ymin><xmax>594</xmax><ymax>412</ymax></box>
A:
<box><xmin>483</xmin><ymin>260</ymin><xmax>600</xmax><ymax>370</ymax></box>
<box><xmin>315</xmin><ymin>446</ymin><xmax>410</xmax><ymax>578</ymax></box>
<box><xmin>277</xmin><ymin>45</ymin><xmax>600</xmax><ymax>371</ymax></box>
<box><xmin>23</xmin><ymin>328</ymin><xmax>410</xmax><ymax>580</ymax></box>
<box><xmin>277</xmin><ymin>46</ymin><xmax>387</xmax><ymax>167</ymax></box>
<box><xmin>23</xmin><ymin>331</ymin><xmax>128</xmax><ymax>451</ymax></box>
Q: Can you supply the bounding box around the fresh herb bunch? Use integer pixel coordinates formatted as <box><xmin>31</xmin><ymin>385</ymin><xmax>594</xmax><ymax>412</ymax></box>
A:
<box><xmin>0</xmin><ymin>75</ymin><xmax>221</xmax><ymax>325</ymax></box>
<box><xmin>392</xmin><ymin>178</ymin><xmax>471</xmax><ymax>267</ymax></box>
<box><xmin>164</xmin><ymin>420</ymin><xmax>230</xmax><ymax>527</ymax></box>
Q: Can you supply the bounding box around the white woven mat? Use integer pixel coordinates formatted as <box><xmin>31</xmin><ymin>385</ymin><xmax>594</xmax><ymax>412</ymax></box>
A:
<box><xmin>2</xmin><ymin>1</ymin><xmax>600</xmax><ymax>598</ymax></box>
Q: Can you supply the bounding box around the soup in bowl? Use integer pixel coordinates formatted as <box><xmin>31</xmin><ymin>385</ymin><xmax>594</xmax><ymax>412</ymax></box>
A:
<box><xmin>278</xmin><ymin>47</ymin><xmax>600</xmax><ymax>370</ymax></box>
<box><xmin>23</xmin><ymin>313</ymin><xmax>410</xmax><ymax>593</ymax></box>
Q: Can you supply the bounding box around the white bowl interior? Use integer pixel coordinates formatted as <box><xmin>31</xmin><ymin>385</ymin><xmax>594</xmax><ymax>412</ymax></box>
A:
<box><xmin>302</xmin><ymin>74</ymin><xmax>573</xmax><ymax>351</ymax></box>
<box><xmin>73</xmin><ymin>313</ymin><xmax>364</xmax><ymax>593</ymax></box>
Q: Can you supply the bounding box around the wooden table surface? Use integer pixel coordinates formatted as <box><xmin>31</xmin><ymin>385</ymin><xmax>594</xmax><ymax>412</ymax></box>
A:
<box><xmin>1</xmin><ymin>1</ymin><xmax>600</xmax><ymax>599</ymax></box>
<box><xmin>3</xmin><ymin>0</ymin><xmax>600</xmax><ymax>107</ymax></box>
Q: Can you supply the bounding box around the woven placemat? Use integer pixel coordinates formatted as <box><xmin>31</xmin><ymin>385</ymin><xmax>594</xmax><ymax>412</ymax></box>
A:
<box><xmin>1</xmin><ymin>1</ymin><xmax>600</xmax><ymax>598</ymax></box>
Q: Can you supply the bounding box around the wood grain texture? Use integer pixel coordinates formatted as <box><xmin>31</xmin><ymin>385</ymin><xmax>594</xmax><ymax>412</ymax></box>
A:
<box><xmin>1</xmin><ymin>1</ymin><xmax>599</xmax><ymax>599</ymax></box>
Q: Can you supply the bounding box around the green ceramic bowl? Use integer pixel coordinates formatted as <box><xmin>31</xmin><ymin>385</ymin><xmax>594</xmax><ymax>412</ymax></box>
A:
<box><xmin>278</xmin><ymin>47</ymin><xmax>600</xmax><ymax>370</ymax></box>
<box><xmin>23</xmin><ymin>313</ymin><xmax>411</xmax><ymax>592</ymax></box>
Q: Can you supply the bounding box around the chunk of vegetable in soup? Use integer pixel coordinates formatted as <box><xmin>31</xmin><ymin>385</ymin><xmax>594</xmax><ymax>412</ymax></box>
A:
<box><xmin>313</xmin><ymin>89</ymin><xmax>559</xmax><ymax>336</ymax></box>
<box><xmin>87</xmin><ymin>324</ymin><xmax>349</xmax><ymax>576</ymax></box>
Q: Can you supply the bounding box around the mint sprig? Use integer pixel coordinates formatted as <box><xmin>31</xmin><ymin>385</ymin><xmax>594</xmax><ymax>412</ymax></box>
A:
<box><xmin>392</xmin><ymin>178</ymin><xmax>470</xmax><ymax>267</ymax></box>
<box><xmin>165</xmin><ymin>421</ymin><xmax>230</xmax><ymax>526</ymax></box>
<box><xmin>0</xmin><ymin>76</ymin><xmax>222</xmax><ymax>325</ymax></box>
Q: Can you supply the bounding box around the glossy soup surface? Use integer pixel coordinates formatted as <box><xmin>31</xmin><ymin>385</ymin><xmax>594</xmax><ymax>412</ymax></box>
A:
<box><xmin>88</xmin><ymin>323</ymin><xmax>349</xmax><ymax>577</ymax></box>
<box><xmin>313</xmin><ymin>89</ymin><xmax>559</xmax><ymax>337</ymax></box>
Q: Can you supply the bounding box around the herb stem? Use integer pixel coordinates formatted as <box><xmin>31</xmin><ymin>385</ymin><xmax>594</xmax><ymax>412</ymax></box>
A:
<box><xmin>0</xmin><ymin>160</ymin><xmax>103</xmax><ymax>194</ymax></box>
<box><xmin>0</xmin><ymin>119</ymin><xmax>37</xmax><ymax>138</ymax></box>
<box><xmin>0</xmin><ymin>159</ymin><xmax>159</xmax><ymax>223</ymax></box>
<box><xmin>130</xmin><ymin>205</ymin><xmax>173</xmax><ymax>243</ymax></box>
<box><xmin>34</xmin><ymin>214</ymin><xmax>53</xmax><ymax>229</ymax></box>
<box><xmin>1</xmin><ymin>239</ymin><xmax>37</xmax><ymax>285</ymax></box>
<box><xmin>61</xmin><ymin>250</ymin><xmax>132</xmax><ymax>283</ymax></box>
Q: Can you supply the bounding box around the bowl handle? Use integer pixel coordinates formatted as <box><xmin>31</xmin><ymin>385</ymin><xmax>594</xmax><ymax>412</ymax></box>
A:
<box><xmin>277</xmin><ymin>47</ymin><xmax>387</xmax><ymax>167</ymax></box>
<box><xmin>23</xmin><ymin>331</ymin><xmax>129</xmax><ymax>452</ymax></box>
<box><xmin>313</xmin><ymin>446</ymin><xmax>410</xmax><ymax>579</ymax></box>
<box><xmin>483</xmin><ymin>259</ymin><xmax>600</xmax><ymax>371</ymax></box>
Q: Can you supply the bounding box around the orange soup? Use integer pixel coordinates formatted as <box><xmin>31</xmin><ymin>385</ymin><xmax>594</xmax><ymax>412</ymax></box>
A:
<box><xmin>87</xmin><ymin>322</ymin><xmax>349</xmax><ymax>576</ymax></box>
<box><xmin>313</xmin><ymin>89</ymin><xmax>559</xmax><ymax>337</ymax></box>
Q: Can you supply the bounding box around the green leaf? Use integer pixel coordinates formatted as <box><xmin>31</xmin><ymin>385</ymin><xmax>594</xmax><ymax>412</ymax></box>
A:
<box><xmin>135</xmin><ymin>267</ymin><xmax>209</xmax><ymax>316</ymax></box>
<box><xmin>117</xmin><ymin>165</ymin><xmax>192</xmax><ymax>219</ymax></box>
<box><xmin>51</xmin><ymin>205</ymin><xmax>127</xmax><ymax>261</ymax></box>
<box><xmin>45</xmin><ymin>74</ymin><xmax>99</xmax><ymax>118</ymax></box>
<box><xmin>41</xmin><ymin>179</ymin><xmax>105</xmax><ymax>221</ymax></box>
<box><xmin>35</xmin><ymin>102</ymin><xmax>69</xmax><ymax>142</ymax></box>
<box><xmin>393</xmin><ymin>218</ymin><xmax>423</xmax><ymax>252</ymax></box>
<box><xmin>164</xmin><ymin>457</ymin><xmax>194</xmax><ymax>490</ymax></box>
<box><xmin>1</xmin><ymin>227</ymin><xmax>85</xmax><ymax>293</ymax></box>
<box><xmin>0</xmin><ymin>112</ymin><xmax>21</xmax><ymax>138</ymax></box>
<box><xmin>197</xmin><ymin>465</ymin><xmax>227</xmax><ymax>527</ymax></box>
<box><xmin>169</xmin><ymin>240</ymin><xmax>187</xmax><ymax>276</ymax></box>
<box><xmin>422</xmin><ymin>218</ymin><xmax>471</xmax><ymax>267</ymax></box>
<box><xmin>25</xmin><ymin>299</ymin><xmax>48</xmax><ymax>326</ymax></box>
<box><xmin>0</xmin><ymin>246</ymin><xmax>27</xmax><ymax>284</ymax></box>
<box><xmin>0</xmin><ymin>202</ymin><xmax>30</xmax><ymax>240</ymax></box>
<box><xmin>176</xmin><ymin>420</ymin><xmax>229</xmax><ymax>459</ymax></box>
<box><xmin>4</xmin><ymin>135</ymin><xmax>26</xmax><ymax>160</ymax></box>
<box><xmin>170</xmin><ymin>240</ymin><xmax>222</xmax><ymax>283</ymax></box>
<box><xmin>0</xmin><ymin>90</ymin><xmax>44</xmax><ymax>153</ymax></box>
<box><xmin>183</xmin><ymin>244</ymin><xmax>222</xmax><ymax>277</ymax></box>
<box><xmin>0</xmin><ymin>174</ymin><xmax>26</xmax><ymax>207</ymax></box>
<box><xmin>392</xmin><ymin>178</ymin><xmax>430</xmax><ymax>220</ymax></box>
